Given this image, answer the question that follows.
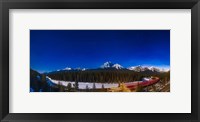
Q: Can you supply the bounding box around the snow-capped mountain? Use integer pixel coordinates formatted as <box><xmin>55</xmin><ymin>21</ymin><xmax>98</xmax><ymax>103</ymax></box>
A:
<box><xmin>128</xmin><ymin>65</ymin><xmax>169</xmax><ymax>72</ymax></box>
<box><xmin>159</xmin><ymin>68</ymin><xmax>170</xmax><ymax>72</ymax></box>
<box><xmin>128</xmin><ymin>65</ymin><xmax>144</xmax><ymax>72</ymax></box>
<box><xmin>64</xmin><ymin>67</ymin><xmax>72</xmax><ymax>70</ymax></box>
<box><xmin>101</xmin><ymin>61</ymin><xmax>114</xmax><ymax>68</ymax></box>
<box><xmin>112</xmin><ymin>63</ymin><xmax>123</xmax><ymax>69</ymax></box>
<box><xmin>74</xmin><ymin>67</ymin><xmax>87</xmax><ymax>71</ymax></box>
<box><xmin>82</xmin><ymin>68</ymin><xmax>87</xmax><ymax>71</ymax></box>
<box><xmin>148</xmin><ymin>66</ymin><xmax>160</xmax><ymax>72</ymax></box>
<box><xmin>54</xmin><ymin>67</ymin><xmax>87</xmax><ymax>72</ymax></box>
<box><xmin>101</xmin><ymin>61</ymin><xmax>123</xmax><ymax>69</ymax></box>
<box><xmin>52</xmin><ymin>62</ymin><xmax>169</xmax><ymax>73</ymax></box>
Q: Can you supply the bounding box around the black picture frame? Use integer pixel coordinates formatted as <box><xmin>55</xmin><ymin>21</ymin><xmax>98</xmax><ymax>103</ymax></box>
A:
<box><xmin>0</xmin><ymin>0</ymin><xmax>199</xmax><ymax>122</ymax></box>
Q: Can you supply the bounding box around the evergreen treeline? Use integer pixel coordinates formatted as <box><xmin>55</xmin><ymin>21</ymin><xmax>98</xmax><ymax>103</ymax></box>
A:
<box><xmin>47</xmin><ymin>69</ymin><xmax>170</xmax><ymax>83</ymax></box>
<box><xmin>30</xmin><ymin>69</ymin><xmax>60</xmax><ymax>92</ymax></box>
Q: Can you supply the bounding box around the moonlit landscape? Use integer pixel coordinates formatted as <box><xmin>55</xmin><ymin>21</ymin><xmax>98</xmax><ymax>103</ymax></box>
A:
<box><xmin>30</xmin><ymin>30</ymin><xmax>170</xmax><ymax>92</ymax></box>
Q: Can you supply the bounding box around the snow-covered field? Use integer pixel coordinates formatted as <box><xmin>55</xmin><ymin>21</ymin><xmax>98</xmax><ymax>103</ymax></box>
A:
<box><xmin>47</xmin><ymin>77</ymin><xmax>118</xmax><ymax>89</ymax></box>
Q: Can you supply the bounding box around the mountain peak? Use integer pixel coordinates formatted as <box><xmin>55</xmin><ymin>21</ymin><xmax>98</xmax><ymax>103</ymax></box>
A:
<box><xmin>112</xmin><ymin>63</ymin><xmax>123</xmax><ymax>69</ymax></box>
<box><xmin>64</xmin><ymin>67</ymin><xmax>72</xmax><ymax>70</ymax></box>
<box><xmin>128</xmin><ymin>65</ymin><xmax>169</xmax><ymax>72</ymax></box>
<box><xmin>101</xmin><ymin>61</ymin><xmax>114</xmax><ymax>68</ymax></box>
<box><xmin>101</xmin><ymin>61</ymin><xmax>123</xmax><ymax>69</ymax></box>
<box><xmin>148</xmin><ymin>66</ymin><xmax>160</xmax><ymax>72</ymax></box>
<box><xmin>128</xmin><ymin>65</ymin><xmax>144</xmax><ymax>72</ymax></box>
<box><xmin>54</xmin><ymin>63</ymin><xmax>169</xmax><ymax>73</ymax></box>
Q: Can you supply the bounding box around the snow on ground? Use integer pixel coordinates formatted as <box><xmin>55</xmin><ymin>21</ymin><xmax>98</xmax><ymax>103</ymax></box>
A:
<box><xmin>46</xmin><ymin>76</ymin><xmax>119</xmax><ymax>89</ymax></box>
<box><xmin>46</xmin><ymin>77</ymin><xmax>57</xmax><ymax>87</ymax></box>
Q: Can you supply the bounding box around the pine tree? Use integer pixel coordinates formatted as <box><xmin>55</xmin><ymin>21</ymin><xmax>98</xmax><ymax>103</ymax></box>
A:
<box><xmin>41</xmin><ymin>74</ymin><xmax>48</xmax><ymax>91</ymax></box>
<box><xmin>86</xmin><ymin>85</ymin><xmax>89</xmax><ymax>92</ymax></box>
<box><xmin>102</xmin><ymin>84</ymin><xmax>105</xmax><ymax>89</ymax></box>
<box><xmin>92</xmin><ymin>83</ymin><xmax>96</xmax><ymax>91</ymax></box>
<box><xmin>66</xmin><ymin>83</ymin><xmax>72</xmax><ymax>92</ymax></box>
<box><xmin>74</xmin><ymin>80</ymin><xmax>79</xmax><ymax>91</ymax></box>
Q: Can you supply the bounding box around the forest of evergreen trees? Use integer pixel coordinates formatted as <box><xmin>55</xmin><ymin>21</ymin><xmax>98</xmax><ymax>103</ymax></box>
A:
<box><xmin>30</xmin><ymin>68</ymin><xmax>170</xmax><ymax>92</ymax></box>
<box><xmin>47</xmin><ymin>69</ymin><xmax>170</xmax><ymax>83</ymax></box>
<box><xmin>30</xmin><ymin>69</ymin><xmax>61</xmax><ymax>92</ymax></box>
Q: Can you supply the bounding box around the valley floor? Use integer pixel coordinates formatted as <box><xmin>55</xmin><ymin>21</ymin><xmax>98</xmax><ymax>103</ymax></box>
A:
<box><xmin>48</xmin><ymin>76</ymin><xmax>120</xmax><ymax>89</ymax></box>
<box><xmin>46</xmin><ymin>77</ymin><xmax>170</xmax><ymax>92</ymax></box>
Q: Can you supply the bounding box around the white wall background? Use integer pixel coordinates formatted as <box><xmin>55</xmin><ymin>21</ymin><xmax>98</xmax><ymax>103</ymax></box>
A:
<box><xmin>9</xmin><ymin>9</ymin><xmax>191</xmax><ymax>113</ymax></box>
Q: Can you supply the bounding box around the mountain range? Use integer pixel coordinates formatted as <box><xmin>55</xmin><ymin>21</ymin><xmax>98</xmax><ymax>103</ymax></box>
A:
<box><xmin>53</xmin><ymin>61</ymin><xmax>169</xmax><ymax>73</ymax></box>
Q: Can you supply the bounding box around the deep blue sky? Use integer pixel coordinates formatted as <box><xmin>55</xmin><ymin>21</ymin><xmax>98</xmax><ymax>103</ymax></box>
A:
<box><xmin>30</xmin><ymin>30</ymin><xmax>170</xmax><ymax>73</ymax></box>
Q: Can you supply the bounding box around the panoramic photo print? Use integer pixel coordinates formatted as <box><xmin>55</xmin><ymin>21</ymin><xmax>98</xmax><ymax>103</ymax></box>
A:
<box><xmin>30</xmin><ymin>30</ymin><xmax>170</xmax><ymax>92</ymax></box>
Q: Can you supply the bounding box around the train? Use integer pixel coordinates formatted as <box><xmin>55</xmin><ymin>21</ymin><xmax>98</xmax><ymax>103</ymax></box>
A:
<box><xmin>108</xmin><ymin>77</ymin><xmax>160</xmax><ymax>92</ymax></box>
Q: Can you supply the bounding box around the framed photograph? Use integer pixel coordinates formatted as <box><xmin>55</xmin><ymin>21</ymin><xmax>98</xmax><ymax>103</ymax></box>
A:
<box><xmin>30</xmin><ymin>30</ymin><xmax>170</xmax><ymax>93</ymax></box>
<box><xmin>0</xmin><ymin>0</ymin><xmax>199</xmax><ymax>121</ymax></box>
